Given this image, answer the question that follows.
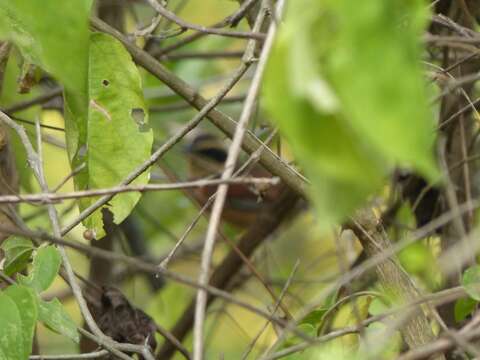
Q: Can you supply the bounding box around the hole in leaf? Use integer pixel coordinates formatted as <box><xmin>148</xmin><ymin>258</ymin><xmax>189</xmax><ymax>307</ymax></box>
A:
<box><xmin>78</xmin><ymin>145</ymin><xmax>87</xmax><ymax>158</ymax></box>
<box><xmin>102</xmin><ymin>79</ymin><xmax>110</xmax><ymax>86</ymax></box>
<box><xmin>131</xmin><ymin>108</ymin><xmax>151</xmax><ymax>132</ymax></box>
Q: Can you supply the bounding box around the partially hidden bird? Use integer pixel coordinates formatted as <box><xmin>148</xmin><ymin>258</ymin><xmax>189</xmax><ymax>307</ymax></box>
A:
<box><xmin>185</xmin><ymin>132</ymin><xmax>282</xmax><ymax>228</ymax></box>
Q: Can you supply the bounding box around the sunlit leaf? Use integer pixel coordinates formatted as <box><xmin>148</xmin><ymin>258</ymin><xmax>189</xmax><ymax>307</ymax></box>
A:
<box><xmin>80</xmin><ymin>33</ymin><xmax>153</xmax><ymax>238</ymax></box>
<box><xmin>4</xmin><ymin>285</ymin><xmax>38</xmax><ymax>359</ymax></box>
<box><xmin>38</xmin><ymin>297</ymin><xmax>79</xmax><ymax>343</ymax></box>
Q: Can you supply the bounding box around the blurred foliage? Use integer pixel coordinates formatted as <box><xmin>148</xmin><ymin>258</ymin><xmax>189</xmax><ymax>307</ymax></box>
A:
<box><xmin>264</xmin><ymin>0</ymin><xmax>438</xmax><ymax>228</ymax></box>
<box><xmin>462</xmin><ymin>265</ymin><xmax>480</xmax><ymax>301</ymax></box>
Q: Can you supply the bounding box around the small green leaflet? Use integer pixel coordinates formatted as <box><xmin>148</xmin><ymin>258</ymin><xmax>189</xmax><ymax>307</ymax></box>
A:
<box><xmin>18</xmin><ymin>245</ymin><xmax>61</xmax><ymax>293</ymax></box>
<box><xmin>462</xmin><ymin>265</ymin><xmax>480</xmax><ymax>301</ymax></box>
<box><xmin>454</xmin><ymin>297</ymin><xmax>477</xmax><ymax>323</ymax></box>
<box><xmin>0</xmin><ymin>237</ymin><xmax>34</xmax><ymax>276</ymax></box>
<box><xmin>38</xmin><ymin>298</ymin><xmax>79</xmax><ymax>343</ymax></box>
<box><xmin>10</xmin><ymin>244</ymin><xmax>79</xmax><ymax>344</ymax></box>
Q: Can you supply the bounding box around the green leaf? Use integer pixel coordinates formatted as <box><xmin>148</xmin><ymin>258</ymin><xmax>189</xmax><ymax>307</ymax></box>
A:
<box><xmin>282</xmin><ymin>323</ymin><xmax>317</xmax><ymax>349</ymax></box>
<box><xmin>0</xmin><ymin>0</ymin><xmax>91</xmax><ymax>97</ymax></box>
<box><xmin>324</xmin><ymin>0</ymin><xmax>437</xmax><ymax>177</ymax></box>
<box><xmin>462</xmin><ymin>265</ymin><xmax>480</xmax><ymax>301</ymax></box>
<box><xmin>399</xmin><ymin>242</ymin><xmax>433</xmax><ymax>274</ymax></box>
<box><xmin>4</xmin><ymin>285</ymin><xmax>38</xmax><ymax>359</ymax></box>
<box><xmin>300</xmin><ymin>308</ymin><xmax>328</xmax><ymax>328</ymax></box>
<box><xmin>264</xmin><ymin>0</ymin><xmax>437</xmax><ymax>228</ymax></box>
<box><xmin>18</xmin><ymin>245</ymin><xmax>61</xmax><ymax>293</ymax></box>
<box><xmin>38</xmin><ymin>298</ymin><xmax>79</xmax><ymax>343</ymax></box>
<box><xmin>1</xmin><ymin>237</ymin><xmax>34</xmax><ymax>276</ymax></box>
<box><xmin>80</xmin><ymin>33</ymin><xmax>153</xmax><ymax>238</ymax></box>
<box><xmin>264</xmin><ymin>37</ymin><xmax>385</xmax><ymax>227</ymax></box>
<box><xmin>0</xmin><ymin>291</ymin><xmax>25</xmax><ymax>360</ymax></box>
<box><xmin>454</xmin><ymin>297</ymin><xmax>477</xmax><ymax>323</ymax></box>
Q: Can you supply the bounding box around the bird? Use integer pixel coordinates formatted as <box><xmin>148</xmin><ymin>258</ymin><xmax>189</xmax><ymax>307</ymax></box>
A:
<box><xmin>185</xmin><ymin>132</ymin><xmax>282</xmax><ymax>228</ymax></box>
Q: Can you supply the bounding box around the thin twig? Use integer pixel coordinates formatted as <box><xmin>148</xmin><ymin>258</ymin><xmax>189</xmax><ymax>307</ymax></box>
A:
<box><xmin>0</xmin><ymin>177</ymin><xmax>278</xmax><ymax>205</ymax></box>
<box><xmin>193</xmin><ymin>2</ymin><xmax>284</xmax><ymax>358</ymax></box>
<box><xmin>29</xmin><ymin>351</ymin><xmax>109</xmax><ymax>359</ymax></box>
<box><xmin>241</xmin><ymin>260</ymin><xmax>299</xmax><ymax>360</ymax></box>
<box><xmin>145</xmin><ymin>0</ymin><xmax>265</xmax><ymax>40</ymax></box>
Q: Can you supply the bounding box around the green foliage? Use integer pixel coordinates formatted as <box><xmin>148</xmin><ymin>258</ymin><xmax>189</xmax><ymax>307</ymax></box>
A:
<box><xmin>0</xmin><ymin>291</ymin><xmax>27</xmax><ymax>360</ymax></box>
<box><xmin>82</xmin><ymin>33</ymin><xmax>153</xmax><ymax>237</ymax></box>
<box><xmin>462</xmin><ymin>265</ymin><xmax>480</xmax><ymax>301</ymax></box>
<box><xmin>0</xmin><ymin>0</ymin><xmax>91</xmax><ymax>94</ymax></box>
<box><xmin>398</xmin><ymin>241</ymin><xmax>439</xmax><ymax>287</ymax></box>
<box><xmin>1</xmin><ymin>237</ymin><xmax>34</xmax><ymax>276</ymax></box>
<box><xmin>300</xmin><ymin>308</ymin><xmax>329</xmax><ymax>328</ymax></box>
<box><xmin>0</xmin><ymin>285</ymin><xmax>38</xmax><ymax>360</ymax></box>
<box><xmin>38</xmin><ymin>298</ymin><xmax>79</xmax><ymax>343</ymax></box>
<box><xmin>0</xmin><ymin>0</ymin><xmax>91</xmax><ymax>160</ymax></box>
<box><xmin>8</xmin><ymin>245</ymin><xmax>79</xmax><ymax>347</ymax></box>
<box><xmin>264</xmin><ymin>0</ymin><xmax>437</xmax><ymax>228</ymax></box>
<box><xmin>18</xmin><ymin>245</ymin><xmax>61</xmax><ymax>293</ymax></box>
<box><xmin>0</xmin><ymin>2</ymin><xmax>153</xmax><ymax>237</ymax></box>
<box><xmin>454</xmin><ymin>297</ymin><xmax>477</xmax><ymax>323</ymax></box>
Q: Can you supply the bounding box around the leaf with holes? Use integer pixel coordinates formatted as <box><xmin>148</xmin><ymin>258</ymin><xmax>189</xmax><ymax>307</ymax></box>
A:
<box><xmin>80</xmin><ymin>33</ymin><xmax>153</xmax><ymax>238</ymax></box>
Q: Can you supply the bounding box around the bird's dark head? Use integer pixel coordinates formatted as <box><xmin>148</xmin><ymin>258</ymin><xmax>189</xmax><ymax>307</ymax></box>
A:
<box><xmin>186</xmin><ymin>133</ymin><xmax>228</xmax><ymax>163</ymax></box>
<box><xmin>185</xmin><ymin>133</ymin><xmax>228</xmax><ymax>178</ymax></box>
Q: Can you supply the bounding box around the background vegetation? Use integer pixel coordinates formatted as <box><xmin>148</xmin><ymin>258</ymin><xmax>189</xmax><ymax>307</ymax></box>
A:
<box><xmin>0</xmin><ymin>0</ymin><xmax>479</xmax><ymax>359</ymax></box>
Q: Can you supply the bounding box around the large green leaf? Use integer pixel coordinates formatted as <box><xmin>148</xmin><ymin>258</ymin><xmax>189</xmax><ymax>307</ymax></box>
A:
<box><xmin>264</xmin><ymin>0</ymin><xmax>437</xmax><ymax>227</ymax></box>
<box><xmin>18</xmin><ymin>245</ymin><xmax>61</xmax><ymax>293</ymax></box>
<box><xmin>4</xmin><ymin>285</ymin><xmax>38</xmax><ymax>359</ymax></box>
<box><xmin>326</xmin><ymin>0</ymin><xmax>436</xmax><ymax>174</ymax></box>
<box><xmin>0</xmin><ymin>0</ymin><xmax>92</xmax><ymax>161</ymax></box>
<box><xmin>81</xmin><ymin>33</ymin><xmax>153</xmax><ymax>238</ymax></box>
<box><xmin>0</xmin><ymin>291</ymin><xmax>25</xmax><ymax>360</ymax></box>
<box><xmin>264</xmin><ymin>36</ymin><xmax>385</xmax><ymax>227</ymax></box>
<box><xmin>38</xmin><ymin>297</ymin><xmax>79</xmax><ymax>343</ymax></box>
